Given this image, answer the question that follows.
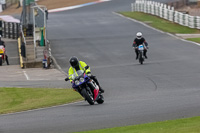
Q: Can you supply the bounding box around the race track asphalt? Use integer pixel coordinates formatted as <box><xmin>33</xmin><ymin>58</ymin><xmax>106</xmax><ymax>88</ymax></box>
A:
<box><xmin>0</xmin><ymin>0</ymin><xmax>200</xmax><ymax>133</ymax></box>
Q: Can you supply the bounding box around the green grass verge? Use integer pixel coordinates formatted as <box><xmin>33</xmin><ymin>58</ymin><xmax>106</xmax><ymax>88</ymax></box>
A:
<box><xmin>77</xmin><ymin>116</ymin><xmax>200</xmax><ymax>133</ymax></box>
<box><xmin>120</xmin><ymin>12</ymin><xmax>200</xmax><ymax>34</ymax></box>
<box><xmin>0</xmin><ymin>87</ymin><xmax>82</xmax><ymax>114</ymax></box>
<box><xmin>187</xmin><ymin>38</ymin><xmax>200</xmax><ymax>43</ymax></box>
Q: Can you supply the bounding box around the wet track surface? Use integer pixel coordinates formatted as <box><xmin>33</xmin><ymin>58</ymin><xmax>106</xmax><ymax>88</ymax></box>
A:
<box><xmin>0</xmin><ymin>0</ymin><xmax>200</xmax><ymax>133</ymax></box>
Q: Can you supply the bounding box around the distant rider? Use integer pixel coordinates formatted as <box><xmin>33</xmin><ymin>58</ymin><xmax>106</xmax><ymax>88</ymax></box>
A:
<box><xmin>0</xmin><ymin>35</ymin><xmax>9</xmax><ymax>65</ymax></box>
<box><xmin>66</xmin><ymin>56</ymin><xmax>104</xmax><ymax>93</ymax></box>
<box><xmin>132</xmin><ymin>32</ymin><xmax>148</xmax><ymax>60</ymax></box>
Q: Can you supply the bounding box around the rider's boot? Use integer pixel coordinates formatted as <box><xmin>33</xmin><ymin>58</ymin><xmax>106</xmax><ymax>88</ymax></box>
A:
<box><xmin>91</xmin><ymin>76</ymin><xmax>104</xmax><ymax>93</ymax></box>
<box><xmin>135</xmin><ymin>49</ymin><xmax>139</xmax><ymax>60</ymax></box>
<box><xmin>144</xmin><ymin>50</ymin><xmax>147</xmax><ymax>59</ymax></box>
<box><xmin>6</xmin><ymin>55</ymin><xmax>9</xmax><ymax>65</ymax></box>
<box><xmin>99</xmin><ymin>86</ymin><xmax>104</xmax><ymax>93</ymax></box>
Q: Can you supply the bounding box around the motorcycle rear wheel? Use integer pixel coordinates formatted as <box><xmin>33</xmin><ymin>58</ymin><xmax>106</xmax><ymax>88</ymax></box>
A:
<box><xmin>0</xmin><ymin>57</ymin><xmax>2</xmax><ymax>66</ymax></box>
<box><xmin>139</xmin><ymin>57</ymin><xmax>143</xmax><ymax>64</ymax></box>
<box><xmin>81</xmin><ymin>89</ymin><xmax>94</xmax><ymax>105</ymax></box>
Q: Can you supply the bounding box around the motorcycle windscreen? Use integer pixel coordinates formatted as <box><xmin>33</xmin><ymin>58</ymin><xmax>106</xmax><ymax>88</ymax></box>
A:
<box><xmin>71</xmin><ymin>70</ymin><xmax>84</xmax><ymax>80</ymax></box>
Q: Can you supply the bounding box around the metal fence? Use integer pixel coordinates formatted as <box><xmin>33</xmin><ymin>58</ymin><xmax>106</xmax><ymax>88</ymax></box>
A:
<box><xmin>131</xmin><ymin>0</ymin><xmax>200</xmax><ymax>29</ymax></box>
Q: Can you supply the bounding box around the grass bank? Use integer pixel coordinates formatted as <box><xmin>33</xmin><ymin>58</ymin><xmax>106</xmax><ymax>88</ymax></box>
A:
<box><xmin>120</xmin><ymin>12</ymin><xmax>200</xmax><ymax>34</ymax></box>
<box><xmin>187</xmin><ymin>38</ymin><xmax>200</xmax><ymax>43</ymax></box>
<box><xmin>0</xmin><ymin>87</ymin><xmax>82</xmax><ymax>114</ymax></box>
<box><xmin>77</xmin><ymin>116</ymin><xmax>200</xmax><ymax>133</ymax></box>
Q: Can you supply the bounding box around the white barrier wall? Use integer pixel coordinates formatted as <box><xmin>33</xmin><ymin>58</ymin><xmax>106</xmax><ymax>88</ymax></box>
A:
<box><xmin>0</xmin><ymin>4</ymin><xmax>2</xmax><ymax>12</ymax></box>
<box><xmin>131</xmin><ymin>0</ymin><xmax>200</xmax><ymax>29</ymax></box>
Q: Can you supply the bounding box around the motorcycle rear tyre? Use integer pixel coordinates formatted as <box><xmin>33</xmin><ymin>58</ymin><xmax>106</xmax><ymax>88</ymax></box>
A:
<box><xmin>139</xmin><ymin>57</ymin><xmax>143</xmax><ymax>64</ymax></box>
<box><xmin>0</xmin><ymin>57</ymin><xmax>2</xmax><ymax>66</ymax></box>
<box><xmin>97</xmin><ymin>95</ymin><xmax>104</xmax><ymax>104</ymax></box>
<box><xmin>81</xmin><ymin>89</ymin><xmax>94</xmax><ymax>105</ymax></box>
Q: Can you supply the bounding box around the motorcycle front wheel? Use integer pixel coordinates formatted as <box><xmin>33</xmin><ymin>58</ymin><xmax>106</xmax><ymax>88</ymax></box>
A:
<box><xmin>81</xmin><ymin>89</ymin><xmax>94</xmax><ymax>105</ymax></box>
<box><xmin>139</xmin><ymin>52</ymin><xmax>144</xmax><ymax>64</ymax></box>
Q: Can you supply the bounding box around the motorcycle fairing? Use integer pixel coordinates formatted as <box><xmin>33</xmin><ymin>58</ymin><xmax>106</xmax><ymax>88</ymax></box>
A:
<box><xmin>93</xmin><ymin>87</ymin><xmax>99</xmax><ymax>101</ymax></box>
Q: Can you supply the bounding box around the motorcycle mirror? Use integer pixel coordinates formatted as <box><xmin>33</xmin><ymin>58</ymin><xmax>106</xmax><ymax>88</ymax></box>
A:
<box><xmin>65</xmin><ymin>77</ymin><xmax>69</xmax><ymax>81</ymax></box>
<box><xmin>85</xmin><ymin>66</ymin><xmax>89</xmax><ymax>70</ymax></box>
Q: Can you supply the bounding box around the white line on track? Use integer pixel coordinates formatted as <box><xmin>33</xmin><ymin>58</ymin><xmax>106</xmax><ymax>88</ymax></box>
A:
<box><xmin>23</xmin><ymin>71</ymin><xmax>30</xmax><ymax>80</ymax></box>
<box><xmin>51</xmin><ymin>55</ymin><xmax>67</xmax><ymax>75</ymax></box>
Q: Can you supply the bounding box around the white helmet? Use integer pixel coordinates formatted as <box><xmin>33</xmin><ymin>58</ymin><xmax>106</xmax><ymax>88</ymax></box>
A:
<box><xmin>136</xmin><ymin>32</ymin><xmax>142</xmax><ymax>39</ymax></box>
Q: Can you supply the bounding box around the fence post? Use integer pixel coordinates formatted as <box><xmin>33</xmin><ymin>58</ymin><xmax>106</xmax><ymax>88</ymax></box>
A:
<box><xmin>185</xmin><ymin>14</ymin><xmax>189</xmax><ymax>27</ymax></box>
<box><xmin>196</xmin><ymin>16</ymin><xmax>200</xmax><ymax>29</ymax></box>
<box><xmin>156</xmin><ymin>3</ymin><xmax>159</xmax><ymax>16</ymax></box>
<box><xmin>189</xmin><ymin>16</ymin><xmax>195</xmax><ymax>28</ymax></box>
<box><xmin>179</xmin><ymin>12</ymin><xmax>183</xmax><ymax>25</ymax></box>
<box><xmin>159</xmin><ymin>6</ymin><xmax>162</xmax><ymax>18</ymax></box>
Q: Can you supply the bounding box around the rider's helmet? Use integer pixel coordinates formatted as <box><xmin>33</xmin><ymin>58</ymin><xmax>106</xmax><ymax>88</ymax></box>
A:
<box><xmin>69</xmin><ymin>56</ymin><xmax>79</xmax><ymax>68</ymax></box>
<box><xmin>136</xmin><ymin>32</ymin><xmax>142</xmax><ymax>39</ymax></box>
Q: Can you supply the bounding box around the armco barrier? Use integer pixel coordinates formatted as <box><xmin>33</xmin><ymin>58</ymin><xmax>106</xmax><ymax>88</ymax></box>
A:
<box><xmin>131</xmin><ymin>0</ymin><xmax>200</xmax><ymax>29</ymax></box>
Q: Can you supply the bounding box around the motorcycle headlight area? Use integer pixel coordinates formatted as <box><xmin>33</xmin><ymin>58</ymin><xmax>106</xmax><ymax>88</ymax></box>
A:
<box><xmin>87</xmin><ymin>73</ymin><xmax>92</xmax><ymax>77</ymax></box>
<box><xmin>75</xmin><ymin>80</ymin><xmax>80</xmax><ymax>85</ymax></box>
<box><xmin>79</xmin><ymin>78</ymin><xmax>84</xmax><ymax>82</ymax></box>
<box><xmin>75</xmin><ymin>77</ymin><xmax>85</xmax><ymax>85</ymax></box>
<box><xmin>80</xmin><ymin>78</ymin><xmax>84</xmax><ymax>82</ymax></box>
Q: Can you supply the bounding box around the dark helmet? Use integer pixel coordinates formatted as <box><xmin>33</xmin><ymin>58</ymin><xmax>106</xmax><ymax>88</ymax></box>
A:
<box><xmin>69</xmin><ymin>56</ymin><xmax>79</xmax><ymax>68</ymax></box>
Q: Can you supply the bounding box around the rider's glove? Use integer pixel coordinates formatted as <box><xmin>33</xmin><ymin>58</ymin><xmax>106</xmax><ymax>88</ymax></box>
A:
<box><xmin>87</xmin><ymin>72</ymin><xmax>92</xmax><ymax>77</ymax></box>
<box><xmin>65</xmin><ymin>77</ymin><xmax>69</xmax><ymax>81</ymax></box>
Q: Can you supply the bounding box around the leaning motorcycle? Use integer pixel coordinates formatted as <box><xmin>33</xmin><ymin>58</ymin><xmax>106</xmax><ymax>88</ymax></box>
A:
<box><xmin>0</xmin><ymin>48</ymin><xmax>5</xmax><ymax>66</ymax></box>
<box><xmin>65</xmin><ymin>67</ymin><xmax>104</xmax><ymax>105</ymax></box>
<box><xmin>138</xmin><ymin>44</ymin><xmax>145</xmax><ymax>65</ymax></box>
